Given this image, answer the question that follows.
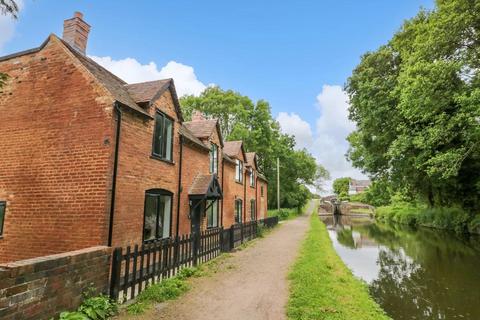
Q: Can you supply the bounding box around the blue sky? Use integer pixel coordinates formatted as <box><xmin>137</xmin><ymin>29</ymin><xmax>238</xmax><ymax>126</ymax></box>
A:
<box><xmin>1</xmin><ymin>0</ymin><xmax>434</xmax><ymax>191</ymax></box>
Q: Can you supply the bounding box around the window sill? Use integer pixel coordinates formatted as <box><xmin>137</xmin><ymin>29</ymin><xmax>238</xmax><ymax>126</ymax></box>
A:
<box><xmin>150</xmin><ymin>155</ymin><xmax>175</xmax><ymax>165</ymax></box>
<box><xmin>235</xmin><ymin>181</ymin><xmax>243</xmax><ymax>185</ymax></box>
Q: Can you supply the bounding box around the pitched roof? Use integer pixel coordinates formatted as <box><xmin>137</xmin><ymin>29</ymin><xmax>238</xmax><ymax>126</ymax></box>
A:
<box><xmin>183</xmin><ymin>118</ymin><xmax>224</xmax><ymax>147</ymax></box>
<box><xmin>350</xmin><ymin>179</ymin><xmax>371</xmax><ymax>188</ymax></box>
<box><xmin>59</xmin><ymin>37</ymin><xmax>152</xmax><ymax>118</ymax></box>
<box><xmin>179</xmin><ymin>125</ymin><xmax>210</xmax><ymax>152</ymax></box>
<box><xmin>183</xmin><ymin>119</ymin><xmax>217</xmax><ymax>139</ymax></box>
<box><xmin>245</xmin><ymin>152</ymin><xmax>257</xmax><ymax>168</ymax></box>
<box><xmin>222</xmin><ymin>153</ymin><xmax>236</xmax><ymax>165</ymax></box>
<box><xmin>0</xmin><ymin>34</ymin><xmax>184</xmax><ymax>120</ymax></box>
<box><xmin>223</xmin><ymin>141</ymin><xmax>245</xmax><ymax>159</ymax></box>
<box><xmin>189</xmin><ymin>174</ymin><xmax>223</xmax><ymax>199</ymax></box>
<box><xmin>125</xmin><ymin>79</ymin><xmax>171</xmax><ymax>103</ymax></box>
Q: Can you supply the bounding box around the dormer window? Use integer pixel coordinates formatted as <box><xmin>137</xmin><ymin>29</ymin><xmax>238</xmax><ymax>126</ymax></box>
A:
<box><xmin>152</xmin><ymin>110</ymin><xmax>173</xmax><ymax>161</ymax></box>
<box><xmin>235</xmin><ymin>159</ymin><xmax>243</xmax><ymax>183</ymax></box>
<box><xmin>210</xmin><ymin>143</ymin><xmax>218</xmax><ymax>174</ymax></box>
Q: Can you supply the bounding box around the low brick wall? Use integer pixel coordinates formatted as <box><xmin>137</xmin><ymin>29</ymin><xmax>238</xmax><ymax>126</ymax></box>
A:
<box><xmin>0</xmin><ymin>246</ymin><xmax>111</xmax><ymax>320</ymax></box>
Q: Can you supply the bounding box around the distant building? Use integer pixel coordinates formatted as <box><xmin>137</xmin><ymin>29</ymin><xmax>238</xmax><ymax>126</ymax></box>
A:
<box><xmin>348</xmin><ymin>179</ymin><xmax>371</xmax><ymax>195</ymax></box>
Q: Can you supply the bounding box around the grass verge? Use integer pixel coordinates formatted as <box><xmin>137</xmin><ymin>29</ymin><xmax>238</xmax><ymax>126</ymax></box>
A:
<box><xmin>287</xmin><ymin>214</ymin><xmax>390</xmax><ymax>320</ymax></box>
<box><xmin>268</xmin><ymin>201</ymin><xmax>313</xmax><ymax>221</ymax></box>
<box><xmin>374</xmin><ymin>204</ymin><xmax>478</xmax><ymax>234</ymax></box>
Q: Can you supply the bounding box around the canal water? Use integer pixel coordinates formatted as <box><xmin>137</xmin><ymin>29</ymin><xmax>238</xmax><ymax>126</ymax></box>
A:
<box><xmin>320</xmin><ymin>215</ymin><xmax>480</xmax><ymax>320</ymax></box>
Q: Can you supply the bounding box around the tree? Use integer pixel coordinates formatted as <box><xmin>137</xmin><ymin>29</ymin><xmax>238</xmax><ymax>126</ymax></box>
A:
<box><xmin>0</xmin><ymin>0</ymin><xmax>18</xmax><ymax>88</ymax></box>
<box><xmin>180</xmin><ymin>86</ymin><xmax>327</xmax><ymax>209</ymax></box>
<box><xmin>0</xmin><ymin>0</ymin><xmax>18</xmax><ymax>18</ymax></box>
<box><xmin>346</xmin><ymin>0</ymin><xmax>480</xmax><ymax>212</ymax></box>
<box><xmin>333</xmin><ymin>177</ymin><xmax>350</xmax><ymax>196</ymax></box>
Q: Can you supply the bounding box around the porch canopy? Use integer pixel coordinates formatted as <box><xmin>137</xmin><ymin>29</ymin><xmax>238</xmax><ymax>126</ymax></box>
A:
<box><xmin>188</xmin><ymin>174</ymin><xmax>223</xmax><ymax>201</ymax></box>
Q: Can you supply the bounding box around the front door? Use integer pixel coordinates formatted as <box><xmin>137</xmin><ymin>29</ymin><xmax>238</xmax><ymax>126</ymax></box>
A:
<box><xmin>190</xmin><ymin>200</ymin><xmax>203</xmax><ymax>235</ymax></box>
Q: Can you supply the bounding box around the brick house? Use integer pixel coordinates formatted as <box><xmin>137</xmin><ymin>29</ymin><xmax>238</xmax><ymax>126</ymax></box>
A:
<box><xmin>0</xmin><ymin>12</ymin><xmax>267</xmax><ymax>263</ymax></box>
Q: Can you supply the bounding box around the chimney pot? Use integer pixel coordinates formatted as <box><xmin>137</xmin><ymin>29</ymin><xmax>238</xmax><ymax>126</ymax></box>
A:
<box><xmin>63</xmin><ymin>12</ymin><xmax>90</xmax><ymax>54</ymax></box>
<box><xmin>192</xmin><ymin>110</ymin><xmax>206</xmax><ymax>121</ymax></box>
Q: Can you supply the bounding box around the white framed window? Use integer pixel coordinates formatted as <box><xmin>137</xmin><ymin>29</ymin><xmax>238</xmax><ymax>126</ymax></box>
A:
<box><xmin>143</xmin><ymin>189</ymin><xmax>172</xmax><ymax>241</ymax></box>
<box><xmin>250</xmin><ymin>199</ymin><xmax>256</xmax><ymax>221</ymax></box>
<box><xmin>206</xmin><ymin>200</ymin><xmax>218</xmax><ymax>228</ymax></box>
<box><xmin>250</xmin><ymin>170</ymin><xmax>255</xmax><ymax>187</ymax></box>
<box><xmin>210</xmin><ymin>144</ymin><xmax>218</xmax><ymax>174</ymax></box>
<box><xmin>235</xmin><ymin>199</ymin><xmax>243</xmax><ymax>223</ymax></box>
<box><xmin>152</xmin><ymin>111</ymin><xmax>173</xmax><ymax>161</ymax></box>
<box><xmin>235</xmin><ymin>159</ymin><xmax>243</xmax><ymax>183</ymax></box>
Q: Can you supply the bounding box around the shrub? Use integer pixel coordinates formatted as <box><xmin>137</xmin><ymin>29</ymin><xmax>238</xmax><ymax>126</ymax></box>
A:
<box><xmin>137</xmin><ymin>278</ymin><xmax>188</xmax><ymax>303</ymax></box>
<box><xmin>375</xmin><ymin>204</ymin><xmax>471</xmax><ymax>234</ymax></box>
<box><xmin>468</xmin><ymin>215</ymin><xmax>480</xmax><ymax>234</ymax></box>
<box><xmin>77</xmin><ymin>295</ymin><xmax>117</xmax><ymax>320</ymax></box>
<box><xmin>56</xmin><ymin>293</ymin><xmax>117</xmax><ymax>320</ymax></box>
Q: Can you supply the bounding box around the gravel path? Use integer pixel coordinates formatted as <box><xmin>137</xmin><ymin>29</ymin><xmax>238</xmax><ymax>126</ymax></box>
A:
<box><xmin>140</xmin><ymin>201</ymin><xmax>315</xmax><ymax>320</ymax></box>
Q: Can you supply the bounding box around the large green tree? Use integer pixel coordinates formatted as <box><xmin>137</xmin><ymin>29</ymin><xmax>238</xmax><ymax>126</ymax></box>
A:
<box><xmin>0</xmin><ymin>0</ymin><xmax>18</xmax><ymax>88</ymax></box>
<box><xmin>346</xmin><ymin>0</ymin><xmax>480</xmax><ymax>211</ymax></box>
<box><xmin>181</xmin><ymin>86</ymin><xmax>328</xmax><ymax>209</ymax></box>
<box><xmin>333</xmin><ymin>177</ymin><xmax>350</xmax><ymax>196</ymax></box>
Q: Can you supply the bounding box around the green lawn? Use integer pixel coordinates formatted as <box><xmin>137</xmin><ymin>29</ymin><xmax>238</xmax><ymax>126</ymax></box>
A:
<box><xmin>287</xmin><ymin>214</ymin><xmax>391</xmax><ymax>320</ymax></box>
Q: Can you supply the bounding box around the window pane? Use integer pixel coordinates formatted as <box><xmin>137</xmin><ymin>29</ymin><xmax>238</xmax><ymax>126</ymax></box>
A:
<box><xmin>153</xmin><ymin>113</ymin><xmax>164</xmax><ymax>156</ymax></box>
<box><xmin>213</xmin><ymin>201</ymin><xmax>218</xmax><ymax>226</ymax></box>
<box><xmin>207</xmin><ymin>200</ymin><xmax>218</xmax><ymax>227</ymax></box>
<box><xmin>213</xmin><ymin>145</ymin><xmax>218</xmax><ymax>174</ymax></box>
<box><xmin>210</xmin><ymin>145</ymin><xmax>218</xmax><ymax>174</ymax></box>
<box><xmin>164</xmin><ymin>118</ymin><xmax>173</xmax><ymax>160</ymax></box>
<box><xmin>0</xmin><ymin>202</ymin><xmax>5</xmax><ymax>236</ymax></box>
<box><xmin>159</xmin><ymin>195</ymin><xmax>171</xmax><ymax>238</ymax></box>
<box><xmin>251</xmin><ymin>200</ymin><xmax>255</xmax><ymax>220</ymax></box>
<box><xmin>144</xmin><ymin>195</ymin><xmax>157</xmax><ymax>241</ymax></box>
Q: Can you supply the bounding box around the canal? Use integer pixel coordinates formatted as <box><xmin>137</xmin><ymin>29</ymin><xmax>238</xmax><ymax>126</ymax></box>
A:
<box><xmin>320</xmin><ymin>214</ymin><xmax>480</xmax><ymax>320</ymax></box>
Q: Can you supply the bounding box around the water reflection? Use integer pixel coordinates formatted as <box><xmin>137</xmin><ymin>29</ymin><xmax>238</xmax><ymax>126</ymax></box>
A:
<box><xmin>320</xmin><ymin>214</ymin><xmax>480</xmax><ymax>320</ymax></box>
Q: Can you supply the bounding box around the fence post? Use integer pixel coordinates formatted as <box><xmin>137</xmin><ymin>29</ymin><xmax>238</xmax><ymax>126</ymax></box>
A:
<box><xmin>109</xmin><ymin>247</ymin><xmax>122</xmax><ymax>301</ymax></box>
<box><xmin>219</xmin><ymin>227</ymin><xmax>224</xmax><ymax>252</ymax></box>
<box><xmin>193</xmin><ymin>232</ymin><xmax>198</xmax><ymax>266</ymax></box>
<box><xmin>229</xmin><ymin>226</ymin><xmax>234</xmax><ymax>250</ymax></box>
<box><xmin>241</xmin><ymin>222</ymin><xmax>244</xmax><ymax>244</ymax></box>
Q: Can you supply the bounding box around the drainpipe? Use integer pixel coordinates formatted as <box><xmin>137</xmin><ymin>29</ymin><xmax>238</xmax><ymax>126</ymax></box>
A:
<box><xmin>108</xmin><ymin>102</ymin><xmax>122</xmax><ymax>247</ymax></box>
<box><xmin>175</xmin><ymin>135</ymin><xmax>184</xmax><ymax>238</ymax></box>
<box><xmin>255</xmin><ymin>176</ymin><xmax>259</xmax><ymax>220</ymax></box>
<box><xmin>243</xmin><ymin>169</ymin><xmax>247</xmax><ymax>222</ymax></box>
<box><xmin>221</xmin><ymin>158</ymin><xmax>224</xmax><ymax>227</ymax></box>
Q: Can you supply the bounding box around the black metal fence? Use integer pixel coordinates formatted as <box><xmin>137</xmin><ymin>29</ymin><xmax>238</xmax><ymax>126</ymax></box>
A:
<box><xmin>109</xmin><ymin>217</ymin><xmax>278</xmax><ymax>302</ymax></box>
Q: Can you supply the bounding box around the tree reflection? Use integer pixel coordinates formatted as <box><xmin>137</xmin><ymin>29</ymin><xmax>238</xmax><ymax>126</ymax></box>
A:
<box><xmin>324</xmin><ymin>216</ymin><xmax>480</xmax><ymax>319</ymax></box>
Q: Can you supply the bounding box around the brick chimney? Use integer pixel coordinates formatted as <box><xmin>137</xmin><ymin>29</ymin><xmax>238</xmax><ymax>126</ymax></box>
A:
<box><xmin>192</xmin><ymin>110</ymin><xmax>206</xmax><ymax>121</ymax></box>
<box><xmin>63</xmin><ymin>12</ymin><xmax>90</xmax><ymax>54</ymax></box>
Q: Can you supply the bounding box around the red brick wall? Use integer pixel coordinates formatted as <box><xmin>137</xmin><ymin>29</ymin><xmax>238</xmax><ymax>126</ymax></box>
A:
<box><xmin>257</xmin><ymin>179</ymin><xmax>268</xmax><ymax>219</ymax></box>
<box><xmin>178</xmin><ymin>144</ymin><xmax>209</xmax><ymax>235</ymax></box>
<box><xmin>222</xmin><ymin>149</ymin><xmax>246</xmax><ymax>227</ymax></box>
<box><xmin>179</xmin><ymin>124</ymin><xmax>224</xmax><ymax>234</ymax></box>
<box><xmin>0</xmin><ymin>37</ymin><xmax>114</xmax><ymax>263</ymax></box>
<box><xmin>221</xmin><ymin>161</ymin><xmax>237</xmax><ymax>228</ymax></box>
<box><xmin>112</xmin><ymin>91</ymin><xmax>180</xmax><ymax>247</ymax></box>
<box><xmin>0</xmin><ymin>246</ymin><xmax>111</xmax><ymax>320</ymax></box>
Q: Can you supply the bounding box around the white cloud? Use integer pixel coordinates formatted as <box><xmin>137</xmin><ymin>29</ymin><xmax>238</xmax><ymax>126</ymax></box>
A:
<box><xmin>276</xmin><ymin>112</ymin><xmax>313</xmax><ymax>150</ymax></box>
<box><xmin>89</xmin><ymin>56</ymin><xmax>209</xmax><ymax>97</ymax></box>
<box><xmin>276</xmin><ymin>85</ymin><xmax>366</xmax><ymax>194</ymax></box>
<box><xmin>0</xmin><ymin>0</ymin><xmax>23</xmax><ymax>53</ymax></box>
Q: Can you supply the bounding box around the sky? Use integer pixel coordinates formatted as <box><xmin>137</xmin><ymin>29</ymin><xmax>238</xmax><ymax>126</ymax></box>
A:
<box><xmin>0</xmin><ymin>0</ymin><xmax>434</xmax><ymax>193</ymax></box>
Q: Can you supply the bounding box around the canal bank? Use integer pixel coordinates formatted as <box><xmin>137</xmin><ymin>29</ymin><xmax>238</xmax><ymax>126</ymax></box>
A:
<box><xmin>322</xmin><ymin>214</ymin><xmax>480</xmax><ymax>320</ymax></box>
<box><xmin>287</xmin><ymin>213</ymin><xmax>390</xmax><ymax>320</ymax></box>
